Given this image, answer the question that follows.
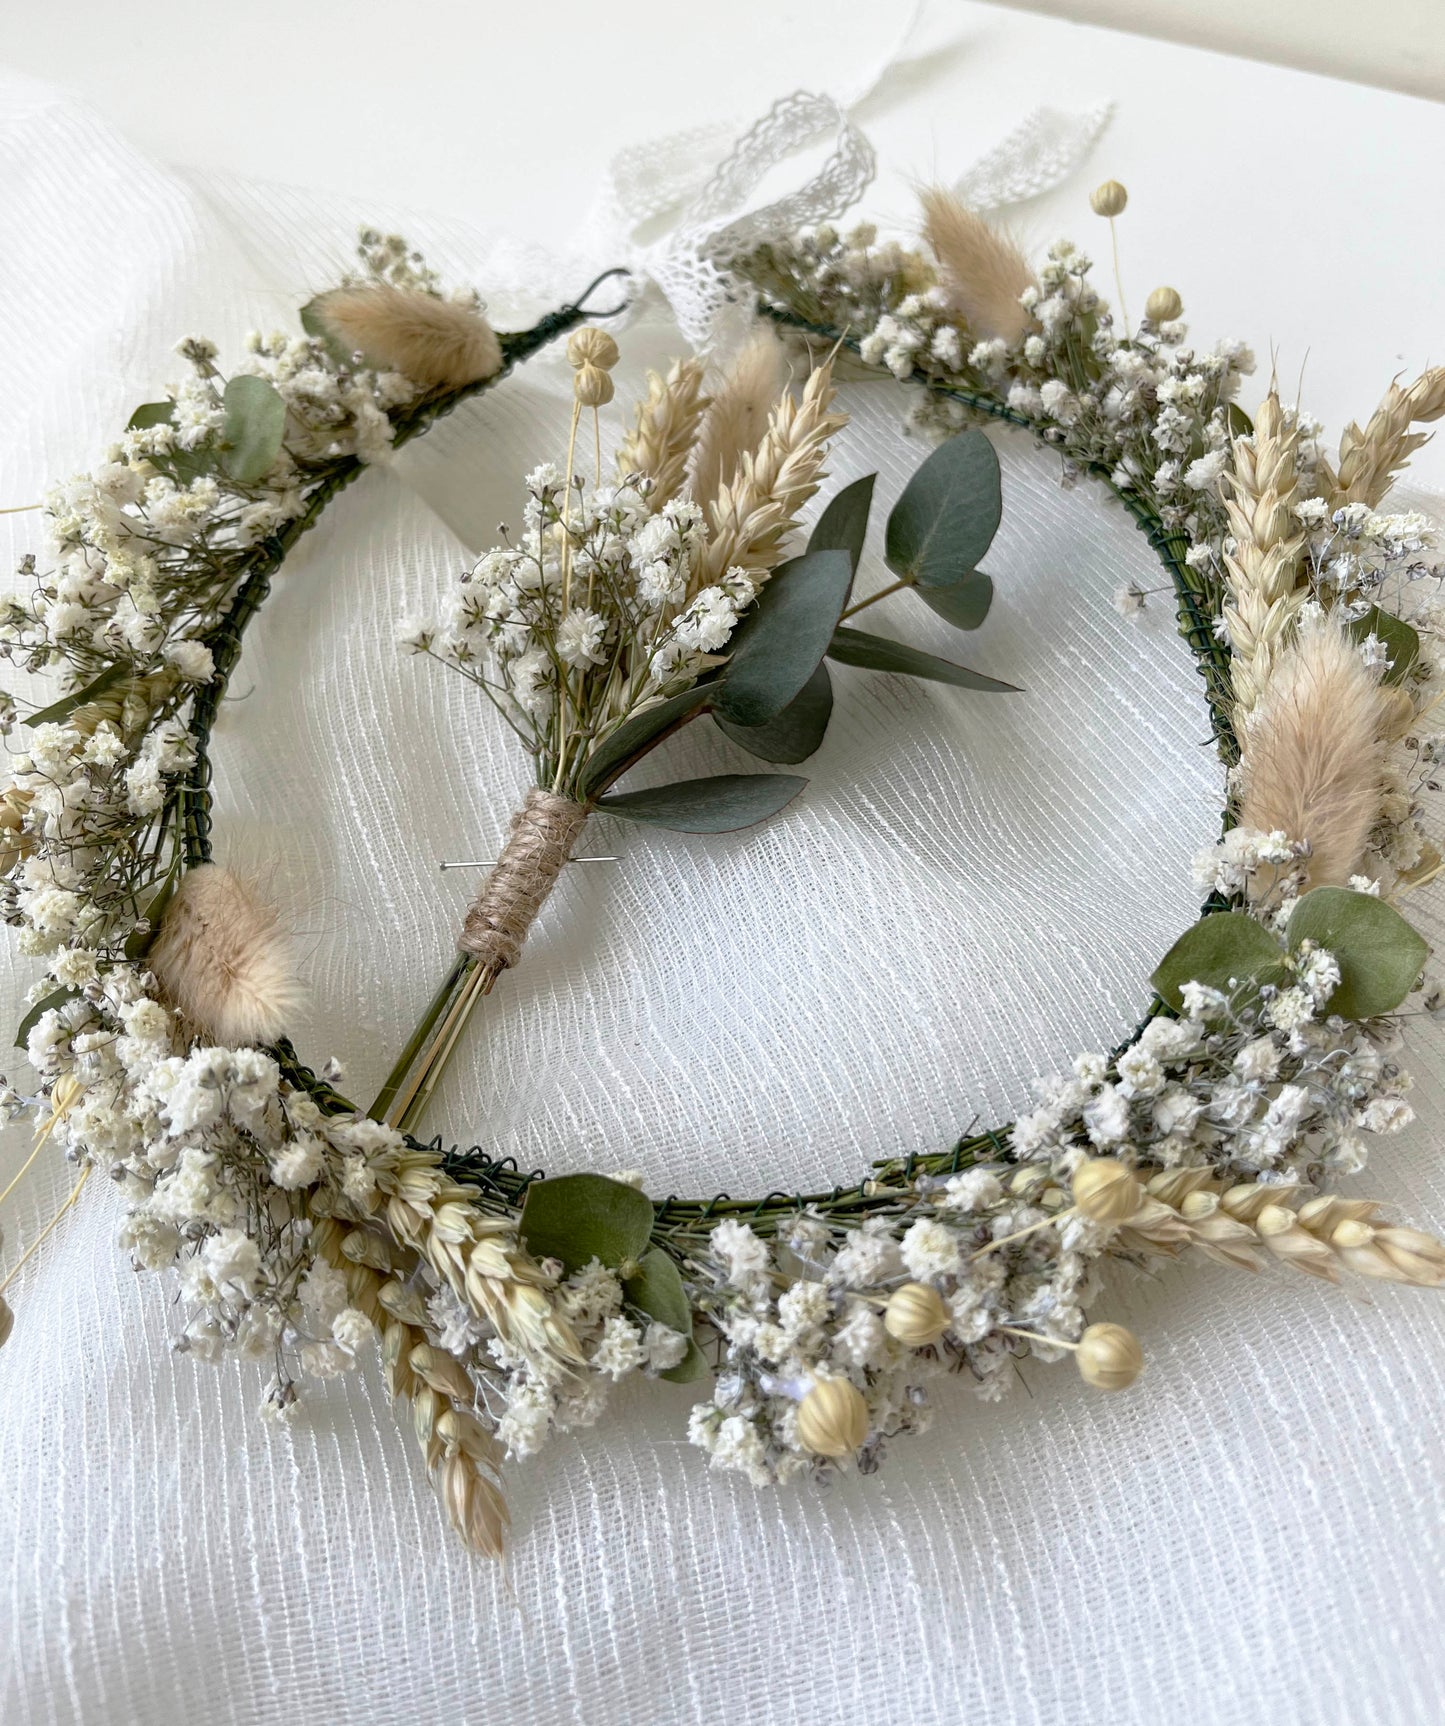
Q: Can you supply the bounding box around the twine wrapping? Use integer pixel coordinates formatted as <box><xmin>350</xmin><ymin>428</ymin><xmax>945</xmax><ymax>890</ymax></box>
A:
<box><xmin>458</xmin><ymin>789</ymin><xmax>589</xmax><ymax>973</ymax></box>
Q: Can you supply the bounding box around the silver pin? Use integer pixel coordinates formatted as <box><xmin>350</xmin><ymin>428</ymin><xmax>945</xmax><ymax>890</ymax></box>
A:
<box><xmin>438</xmin><ymin>856</ymin><xmax>619</xmax><ymax>872</ymax></box>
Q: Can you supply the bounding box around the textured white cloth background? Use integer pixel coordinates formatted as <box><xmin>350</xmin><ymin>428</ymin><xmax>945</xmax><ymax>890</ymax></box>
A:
<box><xmin>2</xmin><ymin>26</ymin><xmax>1445</xmax><ymax>1726</ymax></box>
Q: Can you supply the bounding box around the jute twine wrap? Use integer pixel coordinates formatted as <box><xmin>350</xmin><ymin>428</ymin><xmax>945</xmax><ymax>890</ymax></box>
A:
<box><xmin>458</xmin><ymin>789</ymin><xmax>589</xmax><ymax>973</ymax></box>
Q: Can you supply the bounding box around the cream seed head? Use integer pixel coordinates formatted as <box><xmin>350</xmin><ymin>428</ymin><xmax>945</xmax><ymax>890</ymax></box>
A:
<box><xmin>566</xmin><ymin>326</ymin><xmax>619</xmax><ymax>371</ymax></box>
<box><xmin>1071</xmin><ymin>1158</ymin><xmax>1145</xmax><ymax>1225</ymax></box>
<box><xmin>1075</xmin><ymin>1322</ymin><xmax>1143</xmax><ymax>1390</ymax></box>
<box><xmin>1145</xmin><ymin>285</ymin><xmax>1183</xmax><ymax>323</ymax></box>
<box><xmin>572</xmin><ymin>364</ymin><xmax>615</xmax><ymax>407</ymax></box>
<box><xmin>883</xmin><ymin>1281</ymin><xmax>950</xmax><ymax>1347</ymax></box>
<box><xmin>796</xmin><ymin>1376</ymin><xmax>869</xmax><ymax>1457</ymax></box>
<box><xmin>1090</xmin><ymin>179</ymin><xmax>1128</xmax><ymax>218</ymax></box>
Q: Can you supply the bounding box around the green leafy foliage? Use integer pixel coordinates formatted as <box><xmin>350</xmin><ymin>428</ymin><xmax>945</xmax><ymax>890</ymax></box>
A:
<box><xmin>26</xmin><ymin>663</ymin><xmax>128</xmax><ymax>729</ymax></box>
<box><xmin>598</xmin><ymin>773</ymin><xmax>805</xmax><ymax>832</ymax></box>
<box><xmin>1349</xmin><ymin>605</ymin><xmax>1421</xmax><ymax>686</ymax></box>
<box><xmin>1286</xmin><ymin>887</ymin><xmax>1428</xmax><ymax>1018</ymax></box>
<box><xmin>126</xmin><ymin>399</ymin><xmax>212</xmax><ymax>485</ymax></box>
<box><xmin>124</xmin><ymin>858</ymin><xmax>182</xmax><ymax>961</ymax></box>
<box><xmin>827</xmin><ymin>626</ymin><xmax>1018</xmax><ymax>692</ymax></box>
<box><xmin>915</xmin><ymin>573</ymin><xmax>994</xmax><ymax>632</ymax></box>
<box><xmin>1226</xmin><ymin>403</ymin><xmax>1254</xmax><ymax>439</ymax></box>
<box><xmin>716</xmin><ymin>661</ymin><xmax>833</xmax><ymax>763</ymax></box>
<box><xmin>806</xmin><ymin>473</ymin><xmax>875</xmax><ymax>570</ymax></box>
<box><xmin>578</xmin><ymin>684</ymin><xmax>715</xmax><ymax>798</ymax></box>
<box><xmin>518</xmin><ymin>1172</ymin><xmax>653</xmax><ymax>1276</ymax></box>
<box><xmin>14</xmin><ymin>986</ymin><xmax>76</xmax><ymax>1052</ymax></box>
<box><xmin>883</xmin><ymin>429</ymin><xmax>1002</xmax><ymax>589</ymax></box>
<box><xmin>622</xmin><ymin>1248</ymin><xmax>709</xmax><ymax>1384</ymax></box>
<box><xmin>220</xmin><ymin>375</ymin><xmax>287</xmax><ymax>486</ymax></box>
<box><xmin>1150</xmin><ymin>911</ymin><xmax>1286</xmax><ymax>1012</ymax></box>
<box><xmin>299</xmin><ymin>297</ymin><xmax>354</xmax><ymax>367</ymax></box>
<box><xmin>712</xmin><ymin>548</ymin><xmax>854</xmax><ymax>726</ymax></box>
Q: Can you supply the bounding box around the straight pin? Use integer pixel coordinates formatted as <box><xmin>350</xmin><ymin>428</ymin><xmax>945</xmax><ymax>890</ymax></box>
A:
<box><xmin>438</xmin><ymin>856</ymin><xmax>618</xmax><ymax>871</ymax></box>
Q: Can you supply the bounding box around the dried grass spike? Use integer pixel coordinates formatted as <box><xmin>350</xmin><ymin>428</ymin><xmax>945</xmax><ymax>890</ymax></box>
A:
<box><xmin>616</xmin><ymin>357</ymin><xmax>709</xmax><ymax>509</ymax></box>
<box><xmin>148</xmin><ymin>863</ymin><xmax>302</xmax><ymax>1046</ymax></box>
<box><xmin>314</xmin><ymin>285</ymin><xmax>502</xmax><ymax>390</ymax></box>
<box><xmin>690</xmin><ymin>332</ymin><xmax>787</xmax><ymax>513</ymax></box>
<box><xmin>1238</xmin><ymin>615</ymin><xmax>1390</xmax><ymax>893</ymax></box>
<box><xmin>918</xmin><ymin>186</ymin><xmax>1034</xmax><ymax>345</ymax></box>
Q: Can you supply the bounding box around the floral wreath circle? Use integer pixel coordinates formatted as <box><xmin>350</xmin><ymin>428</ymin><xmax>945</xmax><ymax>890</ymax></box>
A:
<box><xmin>1</xmin><ymin>197</ymin><xmax>1442</xmax><ymax>1556</ymax></box>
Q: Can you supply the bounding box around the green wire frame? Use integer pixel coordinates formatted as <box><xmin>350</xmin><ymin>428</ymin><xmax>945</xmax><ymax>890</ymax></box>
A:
<box><xmin>176</xmin><ymin>291</ymin><xmax>1242</xmax><ymax>1242</ymax></box>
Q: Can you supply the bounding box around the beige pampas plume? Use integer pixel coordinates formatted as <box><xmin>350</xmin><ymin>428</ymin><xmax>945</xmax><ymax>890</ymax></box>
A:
<box><xmin>148</xmin><ymin>864</ymin><xmax>302</xmax><ymax>1046</ymax></box>
<box><xmin>689</xmin><ymin>332</ymin><xmax>787</xmax><ymax>514</ymax></box>
<box><xmin>1238</xmin><ymin>614</ymin><xmax>1391</xmax><ymax>895</ymax></box>
<box><xmin>312</xmin><ymin>285</ymin><xmax>503</xmax><ymax>391</ymax></box>
<box><xmin>918</xmin><ymin>186</ymin><xmax>1034</xmax><ymax>345</ymax></box>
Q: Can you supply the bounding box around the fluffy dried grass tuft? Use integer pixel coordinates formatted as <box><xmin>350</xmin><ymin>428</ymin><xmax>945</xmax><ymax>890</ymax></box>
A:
<box><xmin>689</xmin><ymin>332</ymin><xmax>787</xmax><ymax>514</ymax></box>
<box><xmin>918</xmin><ymin>186</ymin><xmax>1034</xmax><ymax>344</ymax></box>
<box><xmin>148</xmin><ymin>864</ymin><xmax>302</xmax><ymax>1046</ymax></box>
<box><xmin>314</xmin><ymin>286</ymin><xmax>503</xmax><ymax>390</ymax></box>
<box><xmin>1238</xmin><ymin>615</ymin><xmax>1390</xmax><ymax>893</ymax></box>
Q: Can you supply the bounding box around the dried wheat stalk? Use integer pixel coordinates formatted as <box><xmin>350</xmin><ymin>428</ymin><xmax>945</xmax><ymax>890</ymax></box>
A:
<box><xmin>1220</xmin><ymin>391</ymin><xmax>1308</xmax><ymax>726</ymax></box>
<box><xmin>1328</xmin><ymin>367</ymin><xmax>1445</xmax><ymax>509</ymax></box>
<box><xmin>312</xmin><ymin>1214</ymin><xmax>510</xmax><ymax>1556</ymax></box>
<box><xmin>697</xmin><ymin>358</ymin><xmax>847</xmax><ymax>586</ymax></box>
<box><xmin>689</xmin><ymin>332</ymin><xmax>786</xmax><ymax>515</ymax></box>
<box><xmin>615</xmin><ymin>356</ymin><xmax>710</xmax><ymax>510</ymax></box>
<box><xmin>1116</xmin><ymin>1168</ymin><xmax>1445</xmax><ymax>1287</ymax></box>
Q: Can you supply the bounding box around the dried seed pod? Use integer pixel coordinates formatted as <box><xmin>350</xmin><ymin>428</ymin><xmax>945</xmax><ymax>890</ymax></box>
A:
<box><xmin>796</xmin><ymin>1377</ymin><xmax>869</xmax><ymax>1457</ymax></box>
<box><xmin>1075</xmin><ymin>1322</ymin><xmax>1142</xmax><ymax>1391</ymax></box>
<box><xmin>573</xmin><ymin>363</ymin><xmax>615</xmax><ymax>407</ymax></box>
<box><xmin>1145</xmin><ymin>285</ymin><xmax>1183</xmax><ymax>322</ymax></box>
<box><xmin>1071</xmin><ymin>1158</ymin><xmax>1145</xmax><ymax>1225</ymax></box>
<box><xmin>883</xmin><ymin>1282</ymin><xmax>950</xmax><ymax>1347</ymax></box>
<box><xmin>566</xmin><ymin>326</ymin><xmax>620</xmax><ymax>371</ymax></box>
<box><xmin>1090</xmin><ymin>180</ymin><xmax>1128</xmax><ymax>218</ymax></box>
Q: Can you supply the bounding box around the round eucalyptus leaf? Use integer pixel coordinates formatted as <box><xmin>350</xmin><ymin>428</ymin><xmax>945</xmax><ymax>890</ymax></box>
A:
<box><xmin>884</xmin><ymin>429</ymin><xmax>1001</xmax><ymax>588</ymax></box>
<box><xmin>519</xmin><ymin>1172</ymin><xmax>654</xmax><ymax>1276</ymax></box>
<box><xmin>1349</xmin><ymin>605</ymin><xmax>1421</xmax><ymax>686</ymax></box>
<box><xmin>1150</xmin><ymin>910</ymin><xmax>1286</xmax><ymax>1012</ymax></box>
<box><xmin>915</xmin><ymin>572</ymin><xmax>994</xmax><ymax>632</ymax></box>
<box><xmin>220</xmin><ymin>374</ymin><xmax>287</xmax><ymax>486</ymax></box>
<box><xmin>1286</xmin><ymin>887</ymin><xmax>1429</xmax><ymax>1018</ymax></box>
<box><xmin>715</xmin><ymin>661</ymin><xmax>833</xmax><ymax>763</ymax></box>
<box><xmin>713</xmin><ymin>548</ymin><xmax>854</xmax><ymax>726</ymax></box>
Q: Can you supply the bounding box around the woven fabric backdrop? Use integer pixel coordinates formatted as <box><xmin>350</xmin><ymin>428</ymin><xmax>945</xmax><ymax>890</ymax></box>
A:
<box><xmin>2</xmin><ymin>66</ymin><xmax>1444</xmax><ymax>1726</ymax></box>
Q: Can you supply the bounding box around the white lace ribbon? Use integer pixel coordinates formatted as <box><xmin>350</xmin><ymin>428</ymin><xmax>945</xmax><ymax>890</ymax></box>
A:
<box><xmin>582</xmin><ymin>64</ymin><xmax>1111</xmax><ymax>347</ymax></box>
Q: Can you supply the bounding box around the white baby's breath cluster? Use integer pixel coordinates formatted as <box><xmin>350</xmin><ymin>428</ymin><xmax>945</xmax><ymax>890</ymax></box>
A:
<box><xmin>403</xmin><ymin>465</ymin><xmax>758</xmax><ymax>785</ymax></box>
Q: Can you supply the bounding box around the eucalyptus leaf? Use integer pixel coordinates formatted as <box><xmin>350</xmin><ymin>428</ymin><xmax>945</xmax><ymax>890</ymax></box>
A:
<box><xmin>518</xmin><ymin>1172</ymin><xmax>654</xmax><ymax>1276</ymax></box>
<box><xmin>14</xmin><ymin>986</ymin><xmax>76</xmax><ymax>1052</ymax></box>
<box><xmin>125</xmin><ymin>400</ymin><xmax>212</xmax><ymax>484</ymax></box>
<box><xmin>884</xmin><ymin>429</ymin><xmax>1001</xmax><ymax>588</ymax></box>
<box><xmin>660</xmin><ymin>1339</ymin><xmax>710</xmax><ymax>1384</ymax></box>
<box><xmin>577</xmin><ymin>683</ymin><xmax>714</xmax><ymax>798</ymax></box>
<box><xmin>915</xmin><ymin>572</ymin><xmax>994</xmax><ymax>632</ymax></box>
<box><xmin>712</xmin><ymin>548</ymin><xmax>853</xmax><ymax>726</ymax></box>
<box><xmin>598</xmin><ymin>773</ymin><xmax>805</xmax><ymax>833</ymax></box>
<box><xmin>1226</xmin><ymin>403</ymin><xmax>1254</xmax><ymax>439</ymax></box>
<box><xmin>715</xmin><ymin>661</ymin><xmax>832</xmax><ymax>763</ymax></box>
<box><xmin>807</xmin><ymin>473</ymin><xmax>876</xmax><ymax>571</ymax></box>
<box><xmin>1150</xmin><ymin>911</ymin><xmax>1286</xmax><ymax>1013</ymax></box>
<box><xmin>220</xmin><ymin>374</ymin><xmax>287</xmax><ymax>486</ymax></box>
<box><xmin>1286</xmin><ymin>887</ymin><xmax>1429</xmax><ymax>1019</ymax></box>
<box><xmin>126</xmin><ymin>401</ymin><xmax>175</xmax><ymax>432</ymax></box>
<box><xmin>124</xmin><ymin>858</ymin><xmax>182</xmax><ymax>960</ymax></box>
<box><xmin>827</xmin><ymin>626</ymin><xmax>1019</xmax><ymax>692</ymax></box>
<box><xmin>26</xmin><ymin>663</ymin><xmax>128</xmax><ymax>729</ymax></box>
<box><xmin>621</xmin><ymin>1247</ymin><xmax>709</xmax><ymax>1384</ymax></box>
<box><xmin>300</xmin><ymin>296</ymin><xmax>355</xmax><ymax>367</ymax></box>
<box><xmin>1350</xmin><ymin>605</ymin><xmax>1420</xmax><ymax>686</ymax></box>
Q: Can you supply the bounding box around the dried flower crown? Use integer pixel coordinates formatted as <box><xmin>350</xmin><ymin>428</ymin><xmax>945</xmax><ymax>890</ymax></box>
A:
<box><xmin>1</xmin><ymin>186</ymin><xmax>1443</xmax><ymax>1559</ymax></box>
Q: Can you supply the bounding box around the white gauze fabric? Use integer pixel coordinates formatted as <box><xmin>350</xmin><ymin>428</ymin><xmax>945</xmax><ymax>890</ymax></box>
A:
<box><xmin>3</xmin><ymin>68</ymin><xmax>1445</xmax><ymax>1726</ymax></box>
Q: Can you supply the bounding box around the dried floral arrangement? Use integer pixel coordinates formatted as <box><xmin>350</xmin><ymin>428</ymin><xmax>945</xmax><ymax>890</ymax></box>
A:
<box><xmin>2</xmin><ymin>177</ymin><xmax>1443</xmax><ymax>1559</ymax></box>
